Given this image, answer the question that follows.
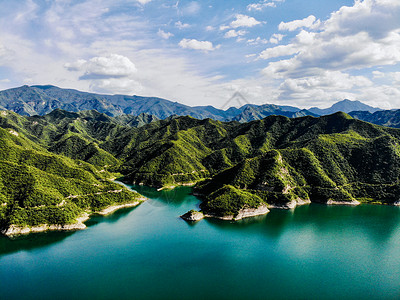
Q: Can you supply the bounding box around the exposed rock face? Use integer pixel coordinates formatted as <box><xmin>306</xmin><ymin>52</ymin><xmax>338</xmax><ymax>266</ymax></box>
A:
<box><xmin>234</xmin><ymin>205</ymin><xmax>270</xmax><ymax>220</ymax></box>
<box><xmin>204</xmin><ymin>205</ymin><xmax>270</xmax><ymax>221</ymax></box>
<box><xmin>393</xmin><ymin>201</ymin><xmax>400</xmax><ymax>206</ymax></box>
<box><xmin>1</xmin><ymin>213</ymin><xmax>90</xmax><ymax>236</ymax></box>
<box><xmin>181</xmin><ymin>210</ymin><xmax>204</xmax><ymax>222</ymax></box>
<box><xmin>326</xmin><ymin>199</ymin><xmax>360</xmax><ymax>205</ymax></box>
<box><xmin>96</xmin><ymin>200</ymin><xmax>145</xmax><ymax>216</ymax></box>
<box><xmin>267</xmin><ymin>198</ymin><xmax>311</xmax><ymax>209</ymax></box>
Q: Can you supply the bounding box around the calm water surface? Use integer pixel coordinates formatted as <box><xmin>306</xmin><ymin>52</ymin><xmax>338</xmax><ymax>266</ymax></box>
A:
<box><xmin>1</xmin><ymin>184</ymin><xmax>400</xmax><ymax>300</ymax></box>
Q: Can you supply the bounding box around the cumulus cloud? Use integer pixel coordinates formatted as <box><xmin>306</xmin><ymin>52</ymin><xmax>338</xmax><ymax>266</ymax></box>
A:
<box><xmin>65</xmin><ymin>54</ymin><xmax>137</xmax><ymax>79</ymax></box>
<box><xmin>224</xmin><ymin>30</ymin><xmax>247</xmax><ymax>38</ymax></box>
<box><xmin>269</xmin><ymin>33</ymin><xmax>285</xmax><ymax>44</ymax></box>
<box><xmin>175</xmin><ymin>21</ymin><xmax>191</xmax><ymax>29</ymax></box>
<box><xmin>247</xmin><ymin>37</ymin><xmax>269</xmax><ymax>45</ymax></box>
<box><xmin>231</xmin><ymin>14</ymin><xmax>262</xmax><ymax>28</ymax></box>
<box><xmin>158</xmin><ymin>29</ymin><xmax>173</xmax><ymax>39</ymax></box>
<box><xmin>261</xmin><ymin>1</ymin><xmax>400</xmax><ymax>77</ymax></box>
<box><xmin>247</xmin><ymin>0</ymin><xmax>285</xmax><ymax>11</ymax></box>
<box><xmin>259</xmin><ymin>0</ymin><xmax>400</xmax><ymax>105</ymax></box>
<box><xmin>278</xmin><ymin>15</ymin><xmax>320</xmax><ymax>31</ymax></box>
<box><xmin>178</xmin><ymin>38</ymin><xmax>218</xmax><ymax>51</ymax></box>
<box><xmin>247</xmin><ymin>2</ymin><xmax>276</xmax><ymax>11</ymax></box>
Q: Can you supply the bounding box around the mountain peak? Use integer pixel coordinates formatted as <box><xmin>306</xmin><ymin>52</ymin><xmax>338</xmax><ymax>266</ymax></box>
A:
<box><xmin>309</xmin><ymin>99</ymin><xmax>381</xmax><ymax>115</ymax></box>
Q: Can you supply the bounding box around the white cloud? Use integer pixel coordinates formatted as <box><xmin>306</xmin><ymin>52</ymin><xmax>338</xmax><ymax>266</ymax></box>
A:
<box><xmin>258</xmin><ymin>0</ymin><xmax>400</xmax><ymax>106</ymax></box>
<box><xmin>247</xmin><ymin>37</ymin><xmax>269</xmax><ymax>45</ymax></box>
<box><xmin>158</xmin><ymin>29</ymin><xmax>173</xmax><ymax>39</ymax></box>
<box><xmin>247</xmin><ymin>2</ymin><xmax>276</xmax><ymax>11</ymax></box>
<box><xmin>278</xmin><ymin>15</ymin><xmax>320</xmax><ymax>31</ymax></box>
<box><xmin>230</xmin><ymin>14</ymin><xmax>262</xmax><ymax>28</ymax></box>
<box><xmin>269</xmin><ymin>33</ymin><xmax>285</xmax><ymax>44</ymax></box>
<box><xmin>259</xmin><ymin>44</ymin><xmax>298</xmax><ymax>60</ymax></box>
<box><xmin>262</xmin><ymin>1</ymin><xmax>400</xmax><ymax>76</ymax></box>
<box><xmin>224</xmin><ymin>30</ymin><xmax>247</xmax><ymax>38</ymax></box>
<box><xmin>65</xmin><ymin>54</ymin><xmax>137</xmax><ymax>78</ymax></box>
<box><xmin>175</xmin><ymin>21</ymin><xmax>191</xmax><ymax>29</ymax></box>
<box><xmin>391</xmin><ymin>72</ymin><xmax>400</xmax><ymax>84</ymax></box>
<box><xmin>90</xmin><ymin>77</ymin><xmax>143</xmax><ymax>95</ymax></box>
<box><xmin>247</xmin><ymin>0</ymin><xmax>285</xmax><ymax>11</ymax></box>
<box><xmin>205</xmin><ymin>26</ymin><xmax>215</xmax><ymax>31</ymax></box>
<box><xmin>372</xmin><ymin>70</ymin><xmax>385</xmax><ymax>78</ymax></box>
<box><xmin>136</xmin><ymin>0</ymin><xmax>152</xmax><ymax>4</ymax></box>
<box><xmin>178</xmin><ymin>38</ymin><xmax>218</xmax><ymax>51</ymax></box>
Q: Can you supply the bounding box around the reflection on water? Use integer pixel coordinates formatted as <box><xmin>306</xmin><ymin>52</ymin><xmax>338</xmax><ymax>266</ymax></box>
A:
<box><xmin>0</xmin><ymin>231</ymin><xmax>75</xmax><ymax>255</ymax></box>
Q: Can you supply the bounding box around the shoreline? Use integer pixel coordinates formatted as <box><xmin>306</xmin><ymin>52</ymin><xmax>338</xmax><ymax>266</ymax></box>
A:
<box><xmin>95</xmin><ymin>198</ymin><xmax>146</xmax><ymax>216</ymax></box>
<box><xmin>1</xmin><ymin>199</ymin><xmax>146</xmax><ymax>237</ymax></box>
<box><xmin>203</xmin><ymin>205</ymin><xmax>270</xmax><ymax>221</ymax></box>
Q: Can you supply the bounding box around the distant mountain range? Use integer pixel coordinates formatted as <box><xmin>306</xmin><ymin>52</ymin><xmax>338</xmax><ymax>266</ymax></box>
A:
<box><xmin>349</xmin><ymin>110</ymin><xmax>400</xmax><ymax>128</ymax></box>
<box><xmin>0</xmin><ymin>85</ymin><xmax>381</xmax><ymax>122</ymax></box>
<box><xmin>309</xmin><ymin>99</ymin><xmax>381</xmax><ymax>115</ymax></box>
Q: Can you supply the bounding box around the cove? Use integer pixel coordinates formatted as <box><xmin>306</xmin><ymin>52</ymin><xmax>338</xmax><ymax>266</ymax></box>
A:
<box><xmin>1</xmin><ymin>184</ymin><xmax>400</xmax><ymax>300</ymax></box>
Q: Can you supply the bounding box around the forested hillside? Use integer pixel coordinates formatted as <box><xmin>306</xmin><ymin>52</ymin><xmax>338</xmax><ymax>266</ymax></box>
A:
<box><xmin>1</xmin><ymin>108</ymin><xmax>400</xmax><ymax>226</ymax></box>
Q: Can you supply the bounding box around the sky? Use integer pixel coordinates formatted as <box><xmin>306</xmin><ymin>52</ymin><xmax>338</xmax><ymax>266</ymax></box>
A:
<box><xmin>0</xmin><ymin>0</ymin><xmax>399</xmax><ymax>109</ymax></box>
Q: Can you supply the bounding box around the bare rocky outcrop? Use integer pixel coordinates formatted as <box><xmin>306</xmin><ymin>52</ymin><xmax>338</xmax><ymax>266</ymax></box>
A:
<box><xmin>326</xmin><ymin>199</ymin><xmax>360</xmax><ymax>206</ymax></box>
<box><xmin>180</xmin><ymin>210</ymin><xmax>204</xmax><ymax>222</ymax></box>
<box><xmin>204</xmin><ymin>204</ymin><xmax>270</xmax><ymax>221</ymax></box>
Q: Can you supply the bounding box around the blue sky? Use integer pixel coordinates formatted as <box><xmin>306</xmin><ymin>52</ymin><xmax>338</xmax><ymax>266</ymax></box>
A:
<box><xmin>0</xmin><ymin>0</ymin><xmax>399</xmax><ymax>109</ymax></box>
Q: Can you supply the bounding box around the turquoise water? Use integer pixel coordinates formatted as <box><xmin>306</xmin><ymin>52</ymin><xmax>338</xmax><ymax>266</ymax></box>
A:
<box><xmin>1</xmin><ymin>184</ymin><xmax>400</xmax><ymax>300</ymax></box>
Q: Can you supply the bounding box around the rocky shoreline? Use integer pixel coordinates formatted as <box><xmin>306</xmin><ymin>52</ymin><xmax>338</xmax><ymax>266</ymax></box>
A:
<box><xmin>1</xmin><ymin>213</ymin><xmax>90</xmax><ymax>236</ymax></box>
<box><xmin>95</xmin><ymin>198</ymin><xmax>146</xmax><ymax>215</ymax></box>
<box><xmin>181</xmin><ymin>205</ymin><xmax>270</xmax><ymax>222</ymax></box>
<box><xmin>1</xmin><ymin>199</ymin><xmax>146</xmax><ymax>237</ymax></box>
<box><xmin>326</xmin><ymin>199</ymin><xmax>361</xmax><ymax>205</ymax></box>
<box><xmin>204</xmin><ymin>205</ymin><xmax>270</xmax><ymax>221</ymax></box>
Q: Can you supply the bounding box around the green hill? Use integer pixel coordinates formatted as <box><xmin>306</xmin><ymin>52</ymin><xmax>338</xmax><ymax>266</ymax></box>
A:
<box><xmin>0</xmin><ymin>117</ymin><xmax>143</xmax><ymax>234</ymax></box>
<box><xmin>2</xmin><ymin>108</ymin><xmax>400</xmax><ymax>225</ymax></box>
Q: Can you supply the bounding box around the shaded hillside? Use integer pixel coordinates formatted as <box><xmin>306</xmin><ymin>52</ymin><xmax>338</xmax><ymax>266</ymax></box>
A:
<box><xmin>350</xmin><ymin>109</ymin><xmax>400</xmax><ymax>128</ymax></box>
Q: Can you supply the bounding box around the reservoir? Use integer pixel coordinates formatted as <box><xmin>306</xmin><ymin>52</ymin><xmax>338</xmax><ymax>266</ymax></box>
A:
<box><xmin>1</xmin><ymin>184</ymin><xmax>400</xmax><ymax>299</ymax></box>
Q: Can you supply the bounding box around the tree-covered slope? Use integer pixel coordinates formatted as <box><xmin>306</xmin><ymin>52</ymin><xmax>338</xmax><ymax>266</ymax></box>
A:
<box><xmin>0</xmin><ymin>121</ymin><xmax>143</xmax><ymax>233</ymax></box>
<box><xmin>2</xmin><ymin>108</ymin><xmax>400</xmax><ymax>223</ymax></box>
<box><xmin>105</xmin><ymin>112</ymin><xmax>400</xmax><ymax>218</ymax></box>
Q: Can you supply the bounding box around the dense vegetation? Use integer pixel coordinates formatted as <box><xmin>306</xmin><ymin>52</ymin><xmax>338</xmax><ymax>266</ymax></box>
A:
<box><xmin>0</xmin><ymin>114</ymin><xmax>143</xmax><ymax>231</ymax></box>
<box><xmin>2</xmin><ymin>107</ymin><xmax>400</xmax><ymax>224</ymax></box>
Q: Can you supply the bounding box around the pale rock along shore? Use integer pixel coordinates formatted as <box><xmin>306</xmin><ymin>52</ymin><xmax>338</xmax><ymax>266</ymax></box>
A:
<box><xmin>326</xmin><ymin>199</ymin><xmax>360</xmax><ymax>205</ymax></box>
<box><xmin>204</xmin><ymin>205</ymin><xmax>270</xmax><ymax>221</ymax></box>
<box><xmin>1</xmin><ymin>199</ymin><xmax>147</xmax><ymax>237</ymax></box>
<box><xmin>1</xmin><ymin>213</ymin><xmax>90</xmax><ymax>236</ymax></box>
<box><xmin>95</xmin><ymin>198</ymin><xmax>146</xmax><ymax>216</ymax></box>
